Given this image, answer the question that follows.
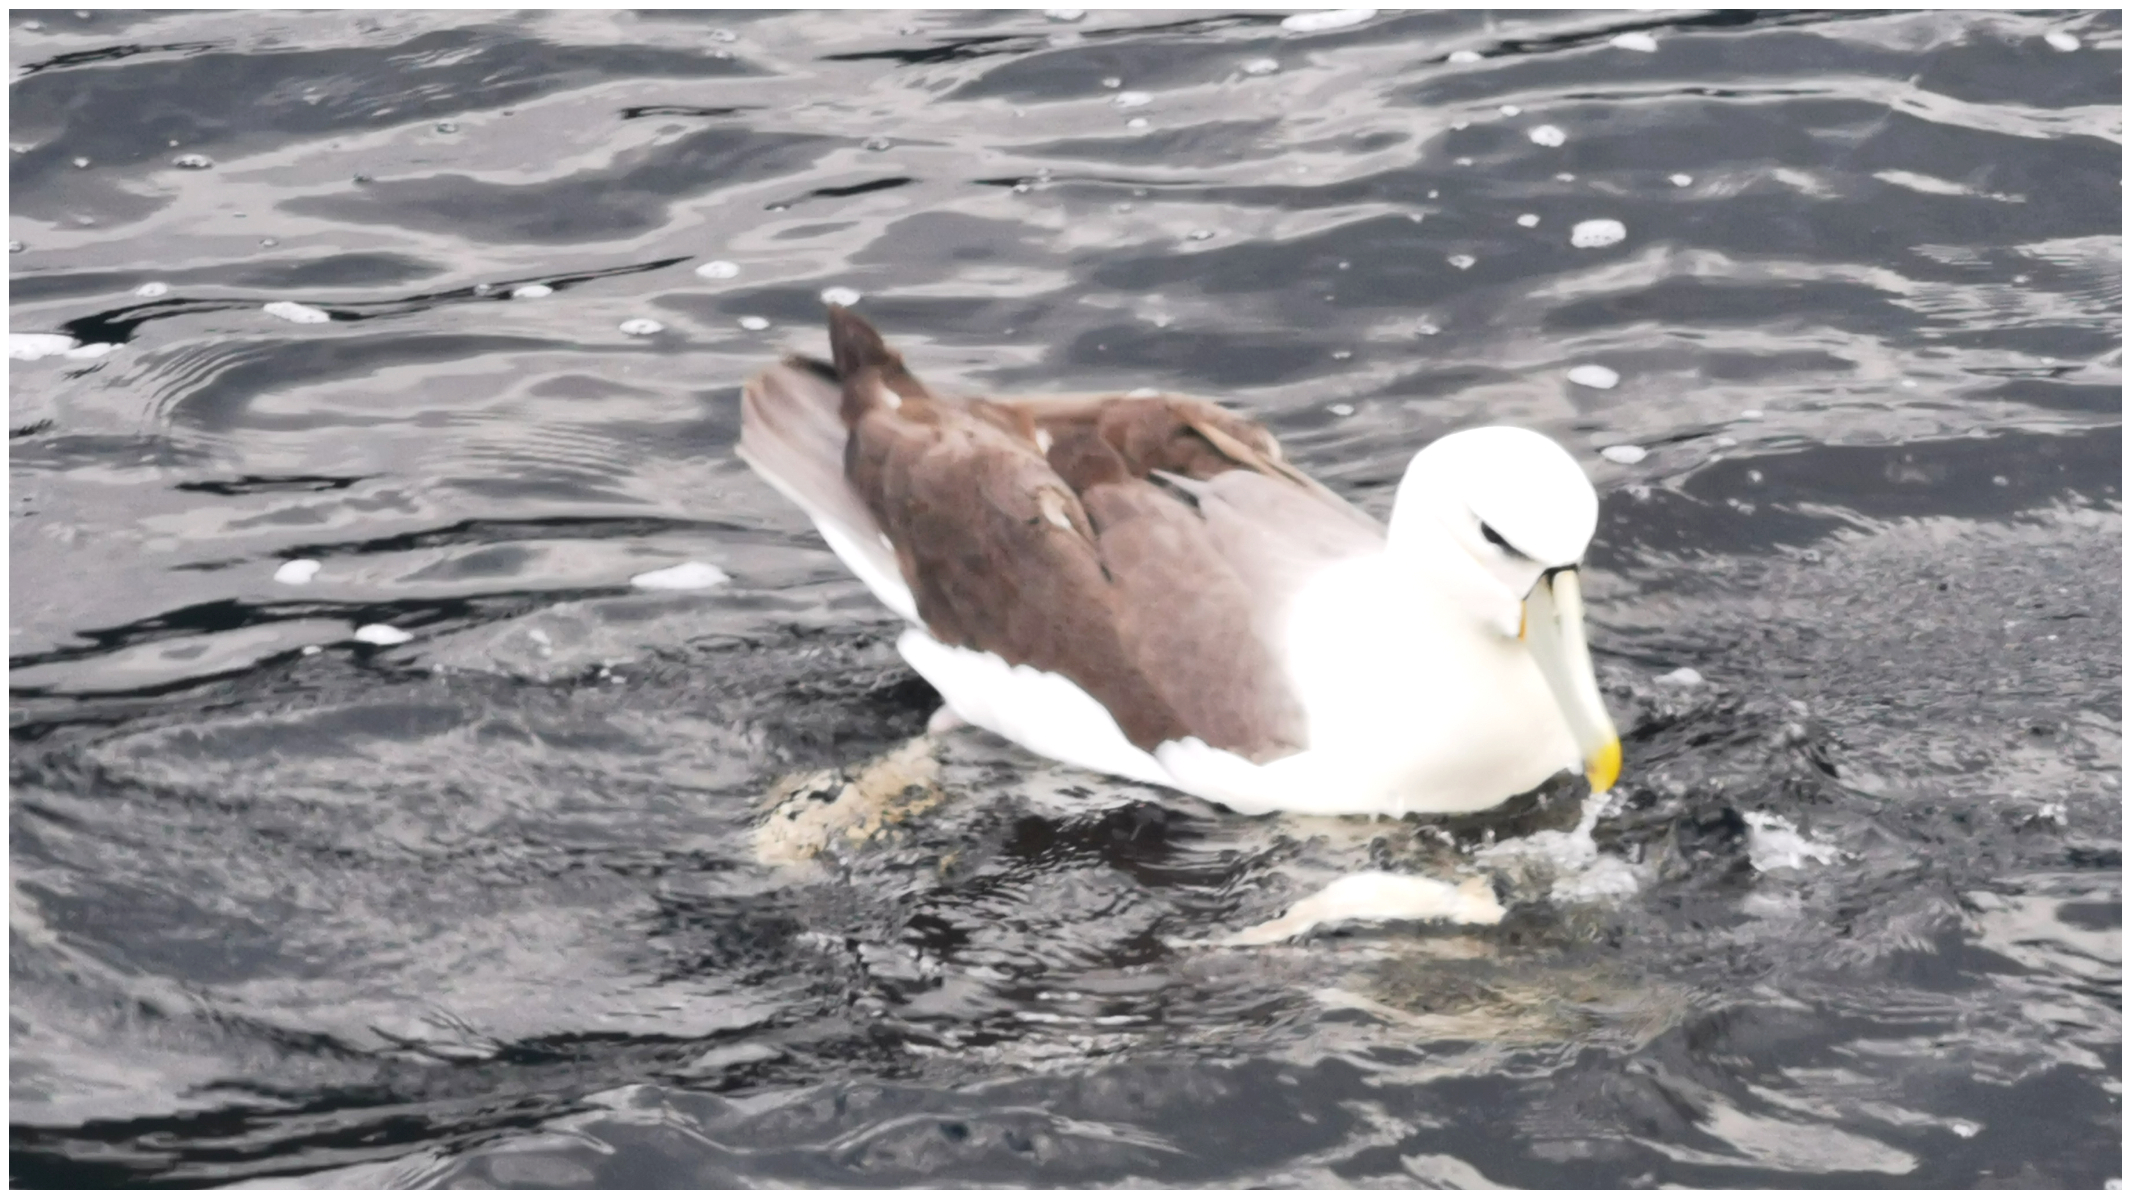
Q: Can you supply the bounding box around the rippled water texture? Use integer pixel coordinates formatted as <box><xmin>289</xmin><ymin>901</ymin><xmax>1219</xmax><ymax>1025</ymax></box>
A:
<box><xmin>9</xmin><ymin>9</ymin><xmax>2122</xmax><ymax>1187</ymax></box>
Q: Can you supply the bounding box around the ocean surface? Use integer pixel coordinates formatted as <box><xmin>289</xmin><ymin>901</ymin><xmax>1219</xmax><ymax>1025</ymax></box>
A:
<box><xmin>9</xmin><ymin>8</ymin><xmax>2121</xmax><ymax>1187</ymax></box>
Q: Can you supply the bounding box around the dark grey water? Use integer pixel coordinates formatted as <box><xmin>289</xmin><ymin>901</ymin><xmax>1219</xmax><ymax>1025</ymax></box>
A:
<box><xmin>9</xmin><ymin>8</ymin><xmax>2121</xmax><ymax>1187</ymax></box>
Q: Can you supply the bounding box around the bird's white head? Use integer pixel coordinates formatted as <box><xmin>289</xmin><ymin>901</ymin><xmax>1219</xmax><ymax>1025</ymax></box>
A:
<box><xmin>1386</xmin><ymin>425</ymin><xmax>1620</xmax><ymax>793</ymax></box>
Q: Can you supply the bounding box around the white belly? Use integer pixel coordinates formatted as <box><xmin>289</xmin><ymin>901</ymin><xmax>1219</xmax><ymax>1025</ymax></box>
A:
<box><xmin>895</xmin><ymin>549</ymin><xmax>1579</xmax><ymax>817</ymax></box>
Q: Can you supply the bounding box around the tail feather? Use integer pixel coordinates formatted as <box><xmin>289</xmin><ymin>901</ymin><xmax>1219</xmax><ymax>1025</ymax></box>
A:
<box><xmin>739</xmin><ymin>357</ymin><xmax>919</xmax><ymax>622</ymax></box>
<box><xmin>827</xmin><ymin>303</ymin><xmax>934</xmax><ymax>422</ymax></box>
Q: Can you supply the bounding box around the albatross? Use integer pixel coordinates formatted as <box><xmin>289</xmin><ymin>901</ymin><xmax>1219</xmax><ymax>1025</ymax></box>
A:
<box><xmin>739</xmin><ymin>307</ymin><xmax>1620</xmax><ymax>817</ymax></box>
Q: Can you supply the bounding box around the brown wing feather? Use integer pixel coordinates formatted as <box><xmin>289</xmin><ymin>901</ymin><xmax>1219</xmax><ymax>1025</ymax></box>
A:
<box><xmin>751</xmin><ymin>306</ymin><xmax>1387</xmax><ymax>761</ymax></box>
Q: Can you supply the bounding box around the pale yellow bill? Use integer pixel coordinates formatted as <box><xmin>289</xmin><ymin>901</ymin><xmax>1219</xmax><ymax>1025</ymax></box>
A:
<box><xmin>1522</xmin><ymin>568</ymin><xmax>1622</xmax><ymax>793</ymax></box>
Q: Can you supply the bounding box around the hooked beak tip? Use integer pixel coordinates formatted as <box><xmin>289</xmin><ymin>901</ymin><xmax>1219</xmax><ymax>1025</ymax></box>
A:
<box><xmin>1586</xmin><ymin>736</ymin><xmax>1622</xmax><ymax>794</ymax></box>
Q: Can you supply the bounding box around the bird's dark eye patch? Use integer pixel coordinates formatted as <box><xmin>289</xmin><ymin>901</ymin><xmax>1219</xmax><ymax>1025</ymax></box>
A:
<box><xmin>1479</xmin><ymin>520</ymin><xmax>1529</xmax><ymax>559</ymax></box>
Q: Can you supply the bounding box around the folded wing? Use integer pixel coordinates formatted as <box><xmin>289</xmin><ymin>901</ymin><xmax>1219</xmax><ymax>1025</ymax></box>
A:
<box><xmin>738</xmin><ymin>307</ymin><xmax>1386</xmax><ymax>763</ymax></box>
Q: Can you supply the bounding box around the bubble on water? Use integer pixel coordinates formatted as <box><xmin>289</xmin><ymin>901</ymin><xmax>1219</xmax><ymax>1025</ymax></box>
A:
<box><xmin>1450</xmin><ymin>119</ymin><xmax>1468</xmax><ymax>131</ymax></box>
<box><xmin>821</xmin><ymin>286</ymin><xmax>862</xmax><ymax>306</ymax></box>
<box><xmin>1242</xmin><ymin>57</ymin><xmax>1280</xmax><ymax>75</ymax></box>
<box><xmin>472</xmin><ymin>282</ymin><xmax>494</xmax><ymax>295</ymax></box>
<box><xmin>1992</xmin><ymin>475</ymin><xmax>2009</xmax><ymax>486</ymax></box>
<box><xmin>1114</xmin><ymin>90</ymin><xmax>1151</xmax><ymax>108</ymax></box>
<box><xmin>1516</xmin><ymin>213</ymin><xmax>1540</xmax><ymax>227</ymax></box>
<box><xmin>630</xmin><ymin>561</ymin><xmax>731</xmax><ymax>591</ymax></box>
<box><xmin>1568</xmin><ymin>364</ymin><xmax>1620</xmax><ymax>389</ymax></box>
<box><xmin>510</xmin><ymin>283</ymin><xmax>552</xmax><ymax>299</ymax></box>
<box><xmin>1101</xmin><ymin>76</ymin><xmax>1122</xmax><ymax>89</ymax></box>
<box><xmin>11</xmin><ymin>334</ymin><xmax>78</xmax><ymax>360</ymax></box>
<box><xmin>738</xmin><ymin>315</ymin><xmax>770</xmax><ymax>331</ymax></box>
<box><xmin>263</xmin><ymin>301</ymin><xmax>331</xmax><ymax>324</ymax></box>
<box><xmin>2044</xmin><ymin>30</ymin><xmax>2080</xmax><ymax>51</ymax></box>
<box><xmin>1187</xmin><ymin>228</ymin><xmax>1215</xmax><ymax>241</ymax></box>
<box><xmin>1600</xmin><ymin>444</ymin><xmax>1646</xmax><ymax>464</ymax></box>
<box><xmin>1499</xmin><ymin>104</ymin><xmax>1522</xmax><ymax>116</ymax></box>
<box><xmin>1415</xmin><ymin>321</ymin><xmax>1440</xmax><ymax>336</ymax></box>
<box><xmin>353</xmin><ymin>624</ymin><xmax>414</xmax><ymax>646</ymax></box>
<box><xmin>619</xmin><ymin>318</ymin><xmax>664</xmax><ymax>336</ymax></box>
<box><xmin>259</xmin><ymin>237</ymin><xmax>278</xmax><ymax>248</ymax></box>
<box><xmin>1715</xmin><ymin>435</ymin><xmax>1737</xmax><ymax>448</ymax></box>
<box><xmin>1555</xmin><ymin>171</ymin><xmax>1575</xmax><ymax>181</ymax></box>
<box><xmin>172</xmin><ymin>153</ymin><xmax>213</xmax><ymax>169</ymax></box>
<box><xmin>1669</xmin><ymin>173</ymin><xmax>1693</xmax><ymax>187</ymax></box>
<box><xmin>1741</xmin><ymin>408</ymin><xmax>1763</xmax><ymax>419</ymax></box>
<box><xmin>695</xmin><ymin>259</ymin><xmax>741</xmax><ymax>280</ymax></box>
<box><xmin>1899</xmin><ymin>378</ymin><xmax>1917</xmax><ymax>388</ymax></box>
<box><xmin>1447</xmin><ymin>49</ymin><xmax>1481</xmax><ymax>63</ymax></box>
<box><xmin>1446</xmin><ymin>254</ymin><xmax>1475</xmax><ymax>270</ymax></box>
<box><xmin>1329</xmin><ymin>350</ymin><xmax>1351</xmax><ymax>360</ymax></box>
<box><xmin>709</xmin><ymin>28</ymin><xmax>737</xmax><ymax>42</ymax></box>
<box><xmin>1610</xmin><ymin>31</ymin><xmax>1659</xmax><ymax>52</ymax></box>
<box><xmin>1328</xmin><ymin>402</ymin><xmax>1355</xmax><ymax>414</ymax></box>
<box><xmin>71</xmin><ymin>156</ymin><xmax>90</xmax><ymax>168</ymax></box>
<box><xmin>862</xmin><ymin>136</ymin><xmax>892</xmax><ymax>151</ymax></box>
<box><xmin>1527</xmin><ymin>124</ymin><xmax>1566</xmax><ymax>147</ymax></box>
<box><xmin>435</xmin><ymin>121</ymin><xmax>458</xmax><ymax>134</ymax></box>
<box><xmin>1656</xmin><ymin>666</ymin><xmax>1703</xmax><ymax>686</ymax></box>
<box><xmin>1570</xmin><ymin>218</ymin><xmax>1626</xmax><ymax>248</ymax></box>
<box><xmin>1747</xmin><ymin>470</ymin><xmax>1763</xmax><ymax>483</ymax></box>
<box><xmin>1281</xmin><ymin>9</ymin><xmax>1376</xmax><ymax>33</ymax></box>
<box><xmin>1126</xmin><ymin>117</ymin><xmax>1149</xmax><ymax>129</ymax></box>
<box><xmin>1427</xmin><ymin>189</ymin><xmax>1438</xmax><ymax>198</ymax></box>
<box><xmin>8</xmin><ymin>241</ymin><xmax>22</xmax><ymax>254</ymax></box>
<box><xmin>300</xmin><ymin>645</ymin><xmax>321</xmax><ymax>656</ymax></box>
<box><xmin>1011</xmin><ymin>182</ymin><xmax>1031</xmax><ymax>194</ymax></box>
<box><xmin>23</xmin><ymin>19</ymin><xmax>43</xmax><ymax>29</ymax></box>
<box><xmin>273</xmin><ymin>559</ymin><xmax>321</xmax><ymax>585</ymax></box>
<box><xmin>1043</xmin><ymin>9</ymin><xmax>1085</xmax><ymax>21</ymax></box>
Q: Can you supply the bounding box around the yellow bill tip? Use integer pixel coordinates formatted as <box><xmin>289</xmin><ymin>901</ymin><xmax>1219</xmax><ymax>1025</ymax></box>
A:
<box><xmin>1586</xmin><ymin>737</ymin><xmax>1621</xmax><ymax>794</ymax></box>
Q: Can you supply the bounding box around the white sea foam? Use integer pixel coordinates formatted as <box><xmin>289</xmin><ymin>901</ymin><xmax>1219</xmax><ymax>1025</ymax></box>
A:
<box><xmin>1611</xmin><ymin>32</ymin><xmax>1659</xmax><ymax>52</ymax></box>
<box><xmin>1744</xmin><ymin>811</ymin><xmax>1841</xmax><ymax>872</ymax></box>
<box><xmin>10</xmin><ymin>333</ymin><xmax>77</xmax><ymax>360</ymax></box>
<box><xmin>1528</xmin><ymin>124</ymin><xmax>1566</xmax><ymax>147</ymax></box>
<box><xmin>695</xmin><ymin>259</ymin><xmax>740</xmax><ymax>280</ymax></box>
<box><xmin>1600</xmin><ymin>444</ymin><xmax>1647</xmax><ymax>464</ymax></box>
<box><xmin>1570</xmin><ymin>218</ymin><xmax>1626</xmax><ymax>248</ymax></box>
<box><xmin>353</xmin><ymin>624</ymin><xmax>414</xmax><ymax>646</ymax></box>
<box><xmin>1212</xmin><ymin>872</ymin><xmax>1506</xmax><ymax>945</ymax></box>
<box><xmin>1281</xmin><ymin>9</ymin><xmax>1375</xmax><ymax>33</ymax></box>
<box><xmin>619</xmin><ymin>318</ymin><xmax>663</xmax><ymax>336</ymax></box>
<box><xmin>630</xmin><ymin>562</ymin><xmax>731</xmax><ymax>591</ymax></box>
<box><xmin>1567</xmin><ymin>364</ymin><xmax>1620</xmax><ymax>389</ymax></box>
<box><xmin>273</xmin><ymin>559</ymin><xmax>321</xmax><ymax>585</ymax></box>
<box><xmin>263</xmin><ymin>301</ymin><xmax>330</xmax><ymax>324</ymax></box>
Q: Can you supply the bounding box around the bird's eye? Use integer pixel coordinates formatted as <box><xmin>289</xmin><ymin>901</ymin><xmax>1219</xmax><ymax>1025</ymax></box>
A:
<box><xmin>1479</xmin><ymin>520</ymin><xmax>1529</xmax><ymax>559</ymax></box>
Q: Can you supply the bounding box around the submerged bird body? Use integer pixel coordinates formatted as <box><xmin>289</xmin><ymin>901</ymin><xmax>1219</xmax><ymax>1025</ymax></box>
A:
<box><xmin>740</xmin><ymin>308</ymin><xmax>1619</xmax><ymax>816</ymax></box>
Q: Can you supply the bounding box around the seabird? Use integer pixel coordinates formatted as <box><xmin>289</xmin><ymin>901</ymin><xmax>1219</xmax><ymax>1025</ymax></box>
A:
<box><xmin>738</xmin><ymin>307</ymin><xmax>1620</xmax><ymax>816</ymax></box>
